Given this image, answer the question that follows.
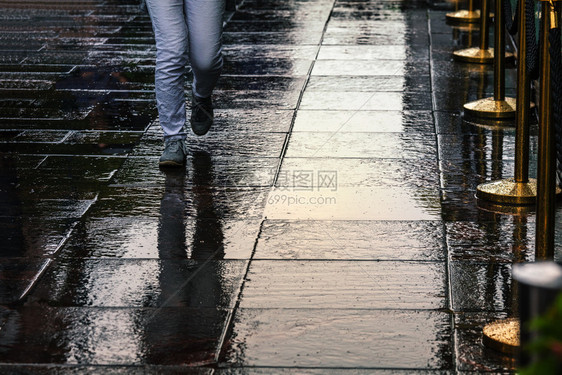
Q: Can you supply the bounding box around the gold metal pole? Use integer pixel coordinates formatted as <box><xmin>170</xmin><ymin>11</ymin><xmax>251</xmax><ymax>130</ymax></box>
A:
<box><xmin>447</xmin><ymin>0</ymin><xmax>482</xmax><ymax>24</ymax></box>
<box><xmin>476</xmin><ymin>0</ymin><xmax>543</xmax><ymax>204</ymax></box>
<box><xmin>515</xmin><ymin>0</ymin><xmax>532</xmax><ymax>184</ymax></box>
<box><xmin>453</xmin><ymin>0</ymin><xmax>506</xmax><ymax>63</ymax></box>
<box><xmin>536</xmin><ymin>0</ymin><xmax>560</xmax><ymax>260</ymax></box>
<box><xmin>463</xmin><ymin>0</ymin><xmax>516</xmax><ymax>119</ymax></box>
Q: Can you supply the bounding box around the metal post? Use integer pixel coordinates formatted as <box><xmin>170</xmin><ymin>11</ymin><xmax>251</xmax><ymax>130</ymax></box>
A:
<box><xmin>515</xmin><ymin>0</ymin><xmax>532</xmax><ymax>184</ymax></box>
<box><xmin>447</xmin><ymin>0</ymin><xmax>481</xmax><ymax>24</ymax></box>
<box><xmin>463</xmin><ymin>0</ymin><xmax>516</xmax><ymax>119</ymax></box>
<box><xmin>494</xmin><ymin>0</ymin><xmax>506</xmax><ymax>102</ymax></box>
<box><xmin>453</xmin><ymin>0</ymin><xmax>499</xmax><ymax>63</ymax></box>
<box><xmin>475</xmin><ymin>0</ymin><xmax>549</xmax><ymax>205</ymax></box>
<box><xmin>536</xmin><ymin>0</ymin><xmax>559</xmax><ymax>260</ymax></box>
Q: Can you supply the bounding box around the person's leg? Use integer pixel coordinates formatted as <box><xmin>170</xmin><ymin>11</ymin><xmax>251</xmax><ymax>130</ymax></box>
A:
<box><xmin>185</xmin><ymin>0</ymin><xmax>225</xmax><ymax>99</ymax></box>
<box><xmin>146</xmin><ymin>0</ymin><xmax>189</xmax><ymax>140</ymax></box>
<box><xmin>184</xmin><ymin>0</ymin><xmax>225</xmax><ymax>136</ymax></box>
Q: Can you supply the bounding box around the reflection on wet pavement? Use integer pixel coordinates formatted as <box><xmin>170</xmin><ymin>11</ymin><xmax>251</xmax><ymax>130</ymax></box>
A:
<box><xmin>0</xmin><ymin>0</ymin><xmax>560</xmax><ymax>372</ymax></box>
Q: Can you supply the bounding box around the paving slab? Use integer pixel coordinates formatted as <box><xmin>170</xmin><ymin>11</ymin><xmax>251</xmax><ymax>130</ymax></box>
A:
<box><xmin>223</xmin><ymin>309</ymin><xmax>453</xmax><ymax>369</ymax></box>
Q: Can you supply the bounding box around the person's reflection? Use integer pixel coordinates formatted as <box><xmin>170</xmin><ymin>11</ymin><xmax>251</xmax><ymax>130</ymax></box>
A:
<box><xmin>145</xmin><ymin>150</ymin><xmax>225</xmax><ymax>365</ymax></box>
<box><xmin>191</xmin><ymin>150</ymin><xmax>225</xmax><ymax>260</ymax></box>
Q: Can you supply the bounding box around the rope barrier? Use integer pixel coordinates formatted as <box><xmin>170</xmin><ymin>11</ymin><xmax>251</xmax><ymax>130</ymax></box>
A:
<box><xmin>504</xmin><ymin>0</ymin><xmax>520</xmax><ymax>35</ymax></box>
<box><xmin>549</xmin><ymin>25</ymin><xmax>562</xmax><ymax>183</ymax></box>
<box><xmin>526</xmin><ymin>0</ymin><xmax>540</xmax><ymax>79</ymax></box>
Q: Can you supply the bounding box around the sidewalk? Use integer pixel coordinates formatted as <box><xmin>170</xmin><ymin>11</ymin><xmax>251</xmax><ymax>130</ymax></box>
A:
<box><xmin>0</xmin><ymin>0</ymin><xmax>559</xmax><ymax>372</ymax></box>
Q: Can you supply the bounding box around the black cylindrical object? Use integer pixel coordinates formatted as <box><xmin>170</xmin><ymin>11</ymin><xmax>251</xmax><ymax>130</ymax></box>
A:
<box><xmin>513</xmin><ymin>262</ymin><xmax>562</xmax><ymax>366</ymax></box>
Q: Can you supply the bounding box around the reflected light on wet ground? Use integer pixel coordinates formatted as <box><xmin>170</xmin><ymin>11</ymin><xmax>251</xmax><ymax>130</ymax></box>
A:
<box><xmin>0</xmin><ymin>0</ymin><xmax>559</xmax><ymax>372</ymax></box>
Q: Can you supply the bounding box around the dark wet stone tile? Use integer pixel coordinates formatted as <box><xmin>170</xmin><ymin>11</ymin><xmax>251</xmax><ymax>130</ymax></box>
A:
<box><xmin>222</xmin><ymin>45</ymin><xmax>318</xmax><ymax>60</ymax></box>
<box><xmin>0</xmin><ymin>153</ymin><xmax>44</xmax><ymax>171</ymax></box>
<box><xmin>59</xmin><ymin>215</ymin><xmax>261</xmax><ymax>260</ymax></box>
<box><xmin>454</xmin><ymin>312</ymin><xmax>517</xmax><ymax>372</ymax></box>
<box><xmin>0</xmin><ymin>64</ymin><xmax>76</xmax><ymax>74</ymax></box>
<box><xmin>133</xmin><ymin>128</ymin><xmax>287</xmax><ymax>159</ymax></box>
<box><xmin>0</xmin><ymin>130</ymin><xmax>22</xmax><ymax>141</ymax></box>
<box><xmin>440</xmin><ymin>159</ymin><xmax>519</xmax><ymax>191</ymax></box>
<box><xmin>278</xmin><ymin>157</ymin><xmax>439</xmax><ymax>188</ymax></box>
<box><xmin>224</xmin><ymin>309</ymin><xmax>452</xmax><ymax>368</ymax></box>
<box><xmin>65</xmin><ymin>130</ymin><xmax>142</xmax><ymax>147</ymax></box>
<box><xmin>40</xmin><ymin>155</ymin><xmax>124</xmax><ymax>177</ymax></box>
<box><xmin>0</xmin><ymin>131</ymin><xmax>142</xmax><ymax>156</ymax></box>
<box><xmin>440</xmin><ymin>189</ymin><xmax>497</xmax><ymax>222</ymax></box>
<box><xmin>240</xmin><ymin>261</ymin><xmax>446</xmax><ymax>309</ymax></box>
<box><xmin>231</xmin><ymin>9</ymin><xmax>331</xmax><ymax>22</ymax></box>
<box><xmin>306</xmin><ymin>75</ymin><xmax>431</xmax><ymax>92</ymax></box>
<box><xmin>111</xmin><ymin>156</ymin><xmax>278</xmax><ymax>188</ymax></box>
<box><xmin>0</xmin><ymin>306</ymin><xmax>228</xmax><ymax>365</ymax></box>
<box><xmin>217</xmin><ymin>76</ymin><xmax>306</xmax><ymax>92</ymax></box>
<box><xmin>431</xmin><ymin>62</ymin><xmax>517</xmax><ymax>91</ymax></box>
<box><xmin>300</xmin><ymin>91</ymin><xmax>432</xmax><ymax>110</ymax></box>
<box><xmin>0</xmin><ymin>258</ymin><xmax>50</xmax><ymax>304</ymax></box>
<box><xmin>207</xmin><ymin>109</ymin><xmax>294</xmax><ymax>133</ymax></box>
<box><xmin>434</xmin><ymin>111</ymin><xmax>539</xmax><ymax>136</ymax></box>
<box><xmin>212</xmin><ymin>90</ymin><xmax>301</xmax><ymax>110</ymax></box>
<box><xmin>8</xmin><ymin>130</ymin><xmax>71</xmax><ymax>143</ymax></box>
<box><xmin>90</xmin><ymin>185</ymin><xmax>268</xmax><ymax>220</ymax></box>
<box><xmin>440</xmin><ymin>159</ymin><xmax>538</xmax><ymax>196</ymax></box>
<box><xmin>11</xmin><ymin>156</ymin><xmax>125</xmax><ymax>200</ymax></box>
<box><xmin>450</xmin><ymin>261</ymin><xmax>514</xmax><ymax>313</ymax></box>
<box><xmin>223</xmin><ymin>58</ymin><xmax>313</xmax><ymax>76</ymax></box>
<box><xmin>9</xmin><ymin>198</ymin><xmax>97</xmax><ymax>220</ymax></box>
<box><xmin>0</xmin><ymin>79</ymin><xmax>54</xmax><ymax>91</ymax></box>
<box><xmin>239</xmin><ymin>0</ymin><xmax>332</xmax><ymax>11</ymax></box>
<box><xmin>29</xmin><ymin>259</ymin><xmax>246</xmax><ymax>308</ymax></box>
<box><xmin>446</xmin><ymin>218</ymin><xmax>535</xmax><ymax>262</ymax></box>
<box><xmin>292</xmin><ymin>110</ymin><xmax>434</xmax><ymax>132</ymax></box>
<box><xmin>224</xmin><ymin>20</ymin><xmax>326</xmax><ymax>33</ymax></box>
<box><xmin>223</xmin><ymin>32</ymin><xmax>322</xmax><ymax>45</ymax></box>
<box><xmin>285</xmin><ymin>132</ymin><xmax>436</xmax><ymax>159</ymax></box>
<box><xmin>255</xmin><ymin>220</ymin><xmax>445</xmax><ymax>260</ymax></box>
<box><xmin>0</xmin><ymin>216</ymin><xmax>76</xmax><ymax>257</ymax></box>
<box><xmin>438</xmin><ymin>133</ymin><xmax>531</xmax><ymax>161</ymax></box>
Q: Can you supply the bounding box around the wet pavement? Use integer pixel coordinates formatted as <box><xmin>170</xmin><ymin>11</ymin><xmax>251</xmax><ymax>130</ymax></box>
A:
<box><xmin>1</xmin><ymin>0</ymin><xmax>561</xmax><ymax>373</ymax></box>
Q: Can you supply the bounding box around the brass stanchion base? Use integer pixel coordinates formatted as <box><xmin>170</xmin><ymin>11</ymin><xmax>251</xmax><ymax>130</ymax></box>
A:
<box><xmin>453</xmin><ymin>24</ymin><xmax>478</xmax><ymax>32</ymax></box>
<box><xmin>464</xmin><ymin>97</ymin><xmax>516</xmax><ymax>120</ymax></box>
<box><xmin>453</xmin><ymin>48</ymin><xmax>514</xmax><ymax>64</ymax></box>
<box><xmin>446</xmin><ymin>10</ymin><xmax>481</xmax><ymax>24</ymax></box>
<box><xmin>453</xmin><ymin>47</ymin><xmax>495</xmax><ymax>64</ymax></box>
<box><xmin>477</xmin><ymin>178</ymin><xmax>537</xmax><ymax>205</ymax></box>
<box><xmin>482</xmin><ymin>318</ymin><xmax>520</xmax><ymax>356</ymax></box>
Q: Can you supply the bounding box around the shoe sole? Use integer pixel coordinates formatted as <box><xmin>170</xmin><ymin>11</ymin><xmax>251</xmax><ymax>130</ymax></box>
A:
<box><xmin>159</xmin><ymin>160</ymin><xmax>184</xmax><ymax>167</ymax></box>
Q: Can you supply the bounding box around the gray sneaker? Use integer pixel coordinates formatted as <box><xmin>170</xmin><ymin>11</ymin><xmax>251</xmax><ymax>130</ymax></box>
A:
<box><xmin>159</xmin><ymin>138</ymin><xmax>187</xmax><ymax>167</ymax></box>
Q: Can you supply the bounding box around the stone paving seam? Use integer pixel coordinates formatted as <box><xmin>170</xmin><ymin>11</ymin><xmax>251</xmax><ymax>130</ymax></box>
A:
<box><xmin>427</xmin><ymin>7</ymin><xmax>457</xmax><ymax>371</ymax></box>
<box><xmin>271</xmin><ymin>0</ymin><xmax>338</xmax><ymax>187</ymax></box>
<box><xmin>215</xmin><ymin>0</ymin><xmax>340</xmax><ymax>364</ymax></box>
